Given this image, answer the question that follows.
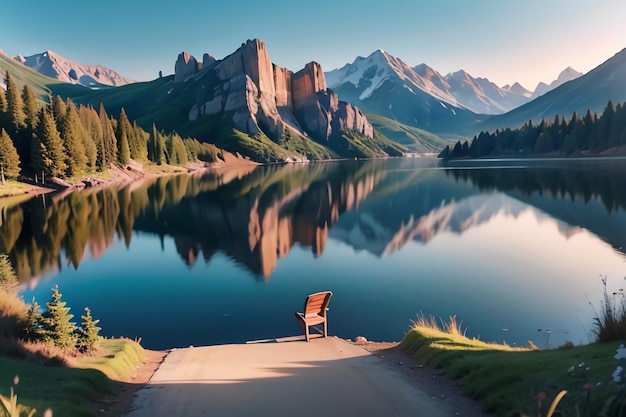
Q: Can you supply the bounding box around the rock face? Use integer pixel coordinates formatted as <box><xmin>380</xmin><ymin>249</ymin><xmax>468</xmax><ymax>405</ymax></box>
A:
<box><xmin>202</xmin><ymin>53</ymin><xmax>216</xmax><ymax>69</ymax></box>
<box><xmin>173</xmin><ymin>52</ymin><xmax>200</xmax><ymax>83</ymax></box>
<box><xmin>180</xmin><ymin>39</ymin><xmax>374</xmax><ymax>151</ymax></box>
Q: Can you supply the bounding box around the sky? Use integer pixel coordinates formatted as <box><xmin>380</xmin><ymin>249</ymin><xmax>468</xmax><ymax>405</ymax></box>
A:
<box><xmin>2</xmin><ymin>0</ymin><xmax>625</xmax><ymax>91</ymax></box>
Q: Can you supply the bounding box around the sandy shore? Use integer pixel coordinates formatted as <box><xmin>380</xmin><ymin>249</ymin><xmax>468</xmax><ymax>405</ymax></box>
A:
<box><xmin>114</xmin><ymin>337</ymin><xmax>488</xmax><ymax>417</ymax></box>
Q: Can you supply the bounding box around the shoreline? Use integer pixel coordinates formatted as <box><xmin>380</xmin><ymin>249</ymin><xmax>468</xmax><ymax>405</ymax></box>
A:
<box><xmin>0</xmin><ymin>158</ymin><xmax>258</xmax><ymax>200</ymax></box>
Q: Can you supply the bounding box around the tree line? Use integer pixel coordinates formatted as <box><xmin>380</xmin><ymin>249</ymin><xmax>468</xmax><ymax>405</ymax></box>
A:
<box><xmin>0</xmin><ymin>71</ymin><xmax>219</xmax><ymax>183</ymax></box>
<box><xmin>439</xmin><ymin>100</ymin><xmax>626</xmax><ymax>159</ymax></box>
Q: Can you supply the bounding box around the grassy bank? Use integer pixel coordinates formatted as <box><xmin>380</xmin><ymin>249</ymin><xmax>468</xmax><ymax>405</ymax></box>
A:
<box><xmin>0</xmin><ymin>259</ymin><xmax>148</xmax><ymax>417</ymax></box>
<box><xmin>401</xmin><ymin>317</ymin><xmax>624</xmax><ymax>416</ymax></box>
<box><xmin>0</xmin><ymin>339</ymin><xmax>146</xmax><ymax>416</ymax></box>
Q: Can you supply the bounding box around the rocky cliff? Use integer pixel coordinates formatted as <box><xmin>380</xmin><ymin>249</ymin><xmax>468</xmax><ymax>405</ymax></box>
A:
<box><xmin>178</xmin><ymin>39</ymin><xmax>375</xmax><ymax>157</ymax></box>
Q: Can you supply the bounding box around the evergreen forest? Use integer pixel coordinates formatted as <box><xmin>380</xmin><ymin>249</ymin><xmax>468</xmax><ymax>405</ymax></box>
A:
<box><xmin>439</xmin><ymin>100</ymin><xmax>626</xmax><ymax>159</ymax></box>
<box><xmin>0</xmin><ymin>71</ymin><xmax>222</xmax><ymax>184</ymax></box>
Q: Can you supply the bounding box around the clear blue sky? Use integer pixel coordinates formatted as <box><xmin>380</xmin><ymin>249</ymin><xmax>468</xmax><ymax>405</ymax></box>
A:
<box><xmin>2</xmin><ymin>0</ymin><xmax>625</xmax><ymax>90</ymax></box>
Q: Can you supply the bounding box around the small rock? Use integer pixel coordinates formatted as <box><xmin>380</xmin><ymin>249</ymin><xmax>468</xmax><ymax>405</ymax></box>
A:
<box><xmin>354</xmin><ymin>336</ymin><xmax>368</xmax><ymax>344</ymax></box>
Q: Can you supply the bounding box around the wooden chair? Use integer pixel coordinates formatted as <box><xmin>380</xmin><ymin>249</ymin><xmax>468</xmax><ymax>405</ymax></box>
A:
<box><xmin>295</xmin><ymin>291</ymin><xmax>333</xmax><ymax>342</ymax></box>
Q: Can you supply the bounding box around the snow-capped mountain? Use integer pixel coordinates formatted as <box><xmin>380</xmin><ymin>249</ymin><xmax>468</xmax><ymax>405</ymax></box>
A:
<box><xmin>327</xmin><ymin>50</ymin><xmax>585</xmax><ymax>125</ymax></box>
<box><xmin>14</xmin><ymin>50</ymin><xmax>133</xmax><ymax>88</ymax></box>
<box><xmin>325</xmin><ymin>50</ymin><xmax>477</xmax><ymax>134</ymax></box>
<box><xmin>326</xmin><ymin>50</ymin><xmax>533</xmax><ymax>118</ymax></box>
<box><xmin>530</xmin><ymin>67</ymin><xmax>583</xmax><ymax>99</ymax></box>
<box><xmin>326</xmin><ymin>50</ymin><xmax>459</xmax><ymax>105</ymax></box>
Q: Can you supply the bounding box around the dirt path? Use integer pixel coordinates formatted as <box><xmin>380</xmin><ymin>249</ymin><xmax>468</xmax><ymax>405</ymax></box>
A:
<box><xmin>115</xmin><ymin>337</ymin><xmax>488</xmax><ymax>417</ymax></box>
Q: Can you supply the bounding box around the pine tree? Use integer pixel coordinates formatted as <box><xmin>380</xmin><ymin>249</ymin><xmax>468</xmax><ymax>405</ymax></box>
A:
<box><xmin>115</xmin><ymin>108</ymin><xmax>131</xmax><ymax>164</ymax></box>
<box><xmin>130</xmin><ymin>121</ymin><xmax>148</xmax><ymax>161</ymax></box>
<box><xmin>29</xmin><ymin>129</ymin><xmax>46</xmax><ymax>181</ymax></box>
<box><xmin>0</xmin><ymin>88</ymin><xmax>8</xmax><ymax>127</ymax></box>
<box><xmin>21</xmin><ymin>84</ymin><xmax>39</xmax><ymax>134</ymax></box>
<box><xmin>0</xmin><ymin>253</ymin><xmax>17</xmax><ymax>292</ymax></box>
<box><xmin>148</xmin><ymin>124</ymin><xmax>165</xmax><ymax>164</ymax></box>
<box><xmin>25</xmin><ymin>298</ymin><xmax>42</xmax><ymax>339</ymax></box>
<box><xmin>60</xmin><ymin>103</ymin><xmax>88</xmax><ymax>175</ymax></box>
<box><xmin>99</xmin><ymin>103</ymin><xmax>117</xmax><ymax>168</ymax></box>
<box><xmin>36</xmin><ymin>107</ymin><xmax>68</xmax><ymax>178</ymax></box>
<box><xmin>0</xmin><ymin>128</ymin><xmax>21</xmax><ymax>182</ymax></box>
<box><xmin>78</xmin><ymin>105</ymin><xmax>101</xmax><ymax>170</ymax></box>
<box><xmin>77</xmin><ymin>307</ymin><xmax>101</xmax><ymax>353</ymax></box>
<box><xmin>40</xmin><ymin>285</ymin><xmax>77</xmax><ymax>349</ymax></box>
<box><xmin>50</xmin><ymin>95</ymin><xmax>67</xmax><ymax>126</ymax></box>
<box><xmin>4</xmin><ymin>71</ymin><xmax>25</xmax><ymax>135</ymax></box>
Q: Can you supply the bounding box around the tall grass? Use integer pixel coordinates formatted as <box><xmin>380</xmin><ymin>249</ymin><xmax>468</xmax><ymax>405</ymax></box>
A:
<box><xmin>411</xmin><ymin>311</ymin><xmax>467</xmax><ymax>336</ymax></box>
<box><xmin>591</xmin><ymin>276</ymin><xmax>626</xmax><ymax>342</ymax></box>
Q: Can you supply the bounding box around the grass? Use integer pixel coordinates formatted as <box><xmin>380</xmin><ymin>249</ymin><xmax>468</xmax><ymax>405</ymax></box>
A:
<box><xmin>0</xmin><ymin>281</ymin><xmax>147</xmax><ymax>417</ymax></box>
<box><xmin>0</xmin><ymin>339</ymin><xmax>145</xmax><ymax>417</ymax></box>
<box><xmin>591</xmin><ymin>276</ymin><xmax>626</xmax><ymax>343</ymax></box>
<box><xmin>367</xmin><ymin>113</ymin><xmax>452</xmax><ymax>153</ymax></box>
<box><xmin>69</xmin><ymin>338</ymin><xmax>145</xmax><ymax>381</ymax></box>
<box><xmin>401</xmin><ymin>314</ymin><xmax>625</xmax><ymax>416</ymax></box>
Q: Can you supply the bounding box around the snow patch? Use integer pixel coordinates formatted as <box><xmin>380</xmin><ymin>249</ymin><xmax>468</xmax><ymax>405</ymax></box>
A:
<box><xmin>0</xmin><ymin>82</ymin><xmax>6</xmax><ymax>91</ymax></box>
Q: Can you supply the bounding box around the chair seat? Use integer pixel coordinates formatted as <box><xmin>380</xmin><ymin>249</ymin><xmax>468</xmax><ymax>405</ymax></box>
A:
<box><xmin>296</xmin><ymin>312</ymin><xmax>326</xmax><ymax>326</ymax></box>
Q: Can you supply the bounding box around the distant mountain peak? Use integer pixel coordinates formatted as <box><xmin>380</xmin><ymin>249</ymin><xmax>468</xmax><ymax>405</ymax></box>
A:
<box><xmin>449</xmin><ymin>69</ymin><xmax>469</xmax><ymax>78</ymax></box>
<box><xmin>16</xmin><ymin>50</ymin><xmax>133</xmax><ymax>88</ymax></box>
<box><xmin>531</xmin><ymin>66</ymin><xmax>582</xmax><ymax>99</ymax></box>
<box><xmin>481</xmin><ymin>48</ymin><xmax>626</xmax><ymax>132</ymax></box>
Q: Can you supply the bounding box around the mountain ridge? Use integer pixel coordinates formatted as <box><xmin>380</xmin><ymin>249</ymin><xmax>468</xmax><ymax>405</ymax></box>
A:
<box><xmin>327</xmin><ymin>50</ymin><xmax>582</xmax><ymax>117</ymax></box>
<box><xmin>480</xmin><ymin>48</ymin><xmax>626</xmax><ymax>131</ymax></box>
<box><xmin>14</xmin><ymin>50</ymin><xmax>133</xmax><ymax>88</ymax></box>
<box><xmin>62</xmin><ymin>39</ymin><xmax>406</xmax><ymax>162</ymax></box>
<box><xmin>530</xmin><ymin>67</ymin><xmax>583</xmax><ymax>99</ymax></box>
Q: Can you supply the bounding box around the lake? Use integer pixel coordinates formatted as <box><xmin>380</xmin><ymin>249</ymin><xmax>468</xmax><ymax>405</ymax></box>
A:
<box><xmin>5</xmin><ymin>157</ymin><xmax>626</xmax><ymax>350</ymax></box>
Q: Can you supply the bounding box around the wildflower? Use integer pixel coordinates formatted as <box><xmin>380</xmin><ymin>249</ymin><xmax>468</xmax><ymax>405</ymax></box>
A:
<box><xmin>534</xmin><ymin>392</ymin><xmax>546</xmax><ymax>400</ymax></box>
<box><xmin>578</xmin><ymin>362</ymin><xmax>586</xmax><ymax>367</ymax></box>
<box><xmin>567</xmin><ymin>366</ymin><xmax>574</xmax><ymax>373</ymax></box>
<box><xmin>615</xmin><ymin>344</ymin><xmax>626</xmax><ymax>360</ymax></box>
<box><xmin>583</xmin><ymin>383</ymin><xmax>594</xmax><ymax>390</ymax></box>
<box><xmin>612</xmin><ymin>366</ymin><xmax>623</xmax><ymax>383</ymax></box>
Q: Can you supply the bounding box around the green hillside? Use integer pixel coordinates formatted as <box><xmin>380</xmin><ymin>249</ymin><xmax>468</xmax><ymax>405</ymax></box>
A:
<box><xmin>367</xmin><ymin>113</ymin><xmax>452</xmax><ymax>153</ymax></box>
<box><xmin>0</xmin><ymin>54</ymin><xmax>89</xmax><ymax>101</ymax></box>
<box><xmin>1</xmin><ymin>55</ymin><xmax>411</xmax><ymax>162</ymax></box>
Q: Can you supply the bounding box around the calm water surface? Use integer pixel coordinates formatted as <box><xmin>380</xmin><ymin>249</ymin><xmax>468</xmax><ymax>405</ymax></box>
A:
<box><xmin>5</xmin><ymin>157</ymin><xmax>626</xmax><ymax>349</ymax></box>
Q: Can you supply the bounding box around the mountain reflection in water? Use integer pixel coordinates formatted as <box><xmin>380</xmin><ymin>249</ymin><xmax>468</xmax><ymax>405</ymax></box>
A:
<box><xmin>6</xmin><ymin>157</ymin><xmax>626</xmax><ymax>349</ymax></box>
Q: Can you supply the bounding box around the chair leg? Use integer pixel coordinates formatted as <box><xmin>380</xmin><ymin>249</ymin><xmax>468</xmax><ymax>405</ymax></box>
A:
<box><xmin>323</xmin><ymin>320</ymin><xmax>328</xmax><ymax>338</ymax></box>
<box><xmin>305</xmin><ymin>325</ymin><xmax>310</xmax><ymax>342</ymax></box>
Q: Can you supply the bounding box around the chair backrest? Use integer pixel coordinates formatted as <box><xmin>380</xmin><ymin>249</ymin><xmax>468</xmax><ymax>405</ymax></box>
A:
<box><xmin>304</xmin><ymin>291</ymin><xmax>332</xmax><ymax>318</ymax></box>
